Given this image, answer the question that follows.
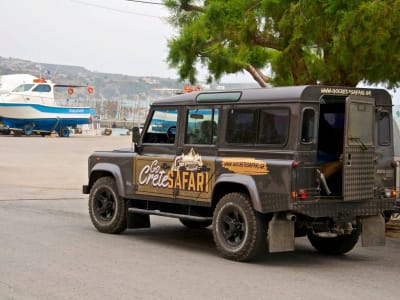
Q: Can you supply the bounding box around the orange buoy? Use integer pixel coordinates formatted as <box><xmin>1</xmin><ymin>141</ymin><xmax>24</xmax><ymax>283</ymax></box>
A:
<box><xmin>87</xmin><ymin>86</ymin><xmax>94</xmax><ymax>94</ymax></box>
<box><xmin>67</xmin><ymin>87</ymin><xmax>74</xmax><ymax>95</ymax></box>
<box><xmin>183</xmin><ymin>84</ymin><xmax>192</xmax><ymax>93</ymax></box>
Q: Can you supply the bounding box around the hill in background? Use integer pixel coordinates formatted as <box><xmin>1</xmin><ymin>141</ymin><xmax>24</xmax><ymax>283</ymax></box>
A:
<box><xmin>0</xmin><ymin>56</ymin><xmax>256</xmax><ymax>122</ymax></box>
<box><xmin>0</xmin><ymin>56</ymin><xmax>256</xmax><ymax>100</ymax></box>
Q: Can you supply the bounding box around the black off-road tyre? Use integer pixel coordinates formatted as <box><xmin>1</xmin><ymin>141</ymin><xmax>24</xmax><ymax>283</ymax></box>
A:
<box><xmin>307</xmin><ymin>229</ymin><xmax>360</xmax><ymax>255</ymax></box>
<box><xmin>179</xmin><ymin>218</ymin><xmax>212</xmax><ymax>229</ymax></box>
<box><xmin>88</xmin><ymin>176</ymin><xmax>127</xmax><ymax>234</ymax></box>
<box><xmin>212</xmin><ymin>192</ymin><xmax>267</xmax><ymax>262</ymax></box>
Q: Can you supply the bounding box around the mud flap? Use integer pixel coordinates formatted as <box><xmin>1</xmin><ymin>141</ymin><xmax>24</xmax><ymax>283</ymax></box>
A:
<box><xmin>268</xmin><ymin>215</ymin><xmax>295</xmax><ymax>252</ymax></box>
<box><xmin>127</xmin><ymin>212</ymin><xmax>151</xmax><ymax>229</ymax></box>
<box><xmin>359</xmin><ymin>215</ymin><xmax>385</xmax><ymax>247</ymax></box>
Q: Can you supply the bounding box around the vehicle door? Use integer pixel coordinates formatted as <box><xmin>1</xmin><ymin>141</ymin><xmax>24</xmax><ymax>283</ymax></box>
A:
<box><xmin>343</xmin><ymin>95</ymin><xmax>375</xmax><ymax>201</ymax></box>
<box><xmin>177</xmin><ymin>107</ymin><xmax>220</xmax><ymax>203</ymax></box>
<box><xmin>375</xmin><ymin>108</ymin><xmax>395</xmax><ymax>192</ymax></box>
<box><xmin>134</xmin><ymin>107</ymin><xmax>179</xmax><ymax>199</ymax></box>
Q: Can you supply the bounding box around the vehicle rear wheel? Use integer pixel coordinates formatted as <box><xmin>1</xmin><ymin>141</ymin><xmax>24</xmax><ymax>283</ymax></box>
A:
<box><xmin>212</xmin><ymin>192</ymin><xmax>267</xmax><ymax>262</ymax></box>
<box><xmin>59</xmin><ymin>127</ymin><xmax>70</xmax><ymax>137</ymax></box>
<box><xmin>88</xmin><ymin>176</ymin><xmax>127</xmax><ymax>234</ymax></box>
<box><xmin>179</xmin><ymin>218</ymin><xmax>212</xmax><ymax>229</ymax></box>
<box><xmin>307</xmin><ymin>229</ymin><xmax>360</xmax><ymax>255</ymax></box>
<box><xmin>23</xmin><ymin>124</ymin><xmax>33</xmax><ymax>136</ymax></box>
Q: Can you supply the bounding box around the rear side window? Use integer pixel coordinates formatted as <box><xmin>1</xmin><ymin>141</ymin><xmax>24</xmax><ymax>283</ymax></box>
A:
<box><xmin>301</xmin><ymin>108</ymin><xmax>316</xmax><ymax>144</ymax></box>
<box><xmin>258</xmin><ymin>109</ymin><xmax>289</xmax><ymax>144</ymax></box>
<box><xmin>377</xmin><ymin>111</ymin><xmax>391</xmax><ymax>145</ymax></box>
<box><xmin>226</xmin><ymin>107</ymin><xmax>289</xmax><ymax>145</ymax></box>
<box><xmin>226</xmin><ymin>109</ymin><xmax>258</xmax><ymax>144</ymax></box>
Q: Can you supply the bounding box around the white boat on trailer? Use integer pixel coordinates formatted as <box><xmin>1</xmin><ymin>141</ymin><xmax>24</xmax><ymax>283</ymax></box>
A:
<box><xmin>0</xmin><ymin>75</ymin><xmax>95</xmax><ymax>137</ymax></box>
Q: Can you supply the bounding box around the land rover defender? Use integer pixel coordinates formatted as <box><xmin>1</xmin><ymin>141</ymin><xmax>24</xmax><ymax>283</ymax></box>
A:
<box><xmin>83</xmin><ymin>85</ymin><xmax>397</xmax><ymax>261</ymax></box>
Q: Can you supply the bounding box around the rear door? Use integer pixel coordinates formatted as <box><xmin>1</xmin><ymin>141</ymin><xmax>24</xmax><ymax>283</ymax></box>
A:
<box><xmin>343</xmin><ymin>96</ymin><xmax>375</xmax><ymax>201</ymax></box>
<box><xmin>178</xmin><ymin>107</ymin><xmax>219</xmax><ymax>203</ymax></box>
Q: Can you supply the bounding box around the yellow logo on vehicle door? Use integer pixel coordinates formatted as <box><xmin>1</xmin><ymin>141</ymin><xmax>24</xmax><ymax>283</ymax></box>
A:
<box><xmin>170</xmin><ymin>148</ymin><xmax>209</xmax><ymax>193</ymax></box>
<box><xmin>135</xmin><ymin>148</ymin><xmax>214</xmax><ymax>202</ymax></box>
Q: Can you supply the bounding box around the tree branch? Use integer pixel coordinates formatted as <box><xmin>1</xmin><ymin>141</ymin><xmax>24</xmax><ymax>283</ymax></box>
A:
<box><xmin>253</xmin><ymin>33</ymin><xmax>282</xmax><ymax>51</ymax></box>
<box><xmin>245</xmin><ymin>64</ymin><xmax>270</xmax><ymax>87</ymax></box>
<box><xmin>181</xmin><ymin>3</ymin><xmax>204</xmax><ymax>12</ymax></box>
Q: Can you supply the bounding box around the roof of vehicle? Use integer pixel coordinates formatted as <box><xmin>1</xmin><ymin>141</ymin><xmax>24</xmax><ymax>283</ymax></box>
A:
<box><xmin>152</xmin><ymin>85</ymin><xmax>392</xmax><ymax>107</ymax></box>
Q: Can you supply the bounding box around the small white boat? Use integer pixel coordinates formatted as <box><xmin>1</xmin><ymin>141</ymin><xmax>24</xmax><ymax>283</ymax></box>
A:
<box><xmin>0</xmin><ymin>75</ymin><xmax>95</xmax><ymax>137</ymax></box>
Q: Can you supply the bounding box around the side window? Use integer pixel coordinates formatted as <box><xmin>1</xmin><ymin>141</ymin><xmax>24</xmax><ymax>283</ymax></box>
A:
<box><xmin>377</xmin><ymin>110</ymin><xmax>391</xmax><ymax>145</ymax></box>
<box><xmin>33</xmin><ymin>84</ymin><xmax>51</xmax><ymax>92</ymax></box>
<box><xmin>226</xmin><ymin>109</ymin><xmax>258</xmax><ymax>144</ymax></box>
<box><xmin>185</xmin><ymin>108</ymin><xmax>219</xmax><ymax>144</ymax></box>
<box><xmin>142</xmin><ymin>109</ymin><xmax>178</xmax><ymax>144</ymax></box>
<box><xmin>301</xmin><ymin>108</ymin><xmax>315</xmax><ymax>144</ymax></box>
<box><xmin>258</xmin><ymin>108</ymin><xmax>290</xmax><ymax>145</ymax></box>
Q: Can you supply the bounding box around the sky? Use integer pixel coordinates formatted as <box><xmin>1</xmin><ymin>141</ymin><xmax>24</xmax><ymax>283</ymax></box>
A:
<box><xmin>0</xmin><ymin>0</ymin><xmax>251</xmax><ymax>83</ymax></box>
<box><xmin>0</xmin><ymin>0</ymin><xmax>399</xmax><ymax>104</ymax></box>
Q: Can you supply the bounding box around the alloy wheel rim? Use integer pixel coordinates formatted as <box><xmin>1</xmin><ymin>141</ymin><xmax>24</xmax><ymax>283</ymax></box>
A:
<box><xmin>94</xmin><ymin>188</ymin><xmax>116</xmax><ymax>221</ymax></box>
<box><xmin>219</xmin><ymin>207</ymin><xmax>246</xmax><ymax>247</ymax></box>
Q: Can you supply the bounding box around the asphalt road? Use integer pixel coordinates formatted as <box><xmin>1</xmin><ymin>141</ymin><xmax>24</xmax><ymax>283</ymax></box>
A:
<box><xmin>0</xmin><ymin>135</ymin><xmax>399</xmax><ymax>300</ymax></box>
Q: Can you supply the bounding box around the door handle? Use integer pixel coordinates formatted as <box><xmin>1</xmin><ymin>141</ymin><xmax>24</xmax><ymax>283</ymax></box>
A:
<box><xmin>346</xmin><ymin>153</ymin><xmax>352</xmax><ymax>166</ymax></box>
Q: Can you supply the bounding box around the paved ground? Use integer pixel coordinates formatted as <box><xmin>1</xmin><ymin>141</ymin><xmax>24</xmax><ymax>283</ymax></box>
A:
<box><xmin>0</xmin><ymin>134</ymin><xmax>129</xmax><ymax>200</ymax></box>
<box><xmin>1</xmin><ymin>135</ymin><xmax>400</xmax><ymax>300</ymax></box>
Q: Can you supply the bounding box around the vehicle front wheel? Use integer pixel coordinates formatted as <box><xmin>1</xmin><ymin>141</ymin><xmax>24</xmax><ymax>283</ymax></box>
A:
<box><xmin>88</xmin><ymin>176</ymin><xmax>127</xmax><ymax>234</ymax></box>
<box><xmin>23</xmin><ymin>124</ymin><xmax>33</xmax><ymax>136</ymax></box>
<box><xmin>212</xmin><ymin>192</ymin><xmax>267</xmax><ymax>262</ymax></box>
<box><xmin>307</xmin><ymin>228</ymin><xmax>360</xmax><ymax>255</ymax></box>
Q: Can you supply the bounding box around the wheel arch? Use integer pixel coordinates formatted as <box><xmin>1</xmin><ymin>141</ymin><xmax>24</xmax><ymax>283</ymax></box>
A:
<box><xmin>212</xmin><ymin>174</ymin><xmax>262</xmax><ymax>212</ymax></box>
<box><xmin>89</xmin><ymin>163</ymin><xmax>125</xmax><ymax>197</ymax></box>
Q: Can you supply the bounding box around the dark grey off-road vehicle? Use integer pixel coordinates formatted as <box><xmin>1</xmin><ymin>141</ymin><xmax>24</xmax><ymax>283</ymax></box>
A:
<box><xmin>83</xmin><ymin>85</ymin><xmax>397</xmax><ymax>261</ymax></box>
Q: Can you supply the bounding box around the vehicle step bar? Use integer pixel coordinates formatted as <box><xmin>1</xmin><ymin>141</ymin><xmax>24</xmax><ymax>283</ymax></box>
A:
<box><xmin>128</xmin><ymin>208</ymin><xmax>212</xmax><ymax>221</ymax></box>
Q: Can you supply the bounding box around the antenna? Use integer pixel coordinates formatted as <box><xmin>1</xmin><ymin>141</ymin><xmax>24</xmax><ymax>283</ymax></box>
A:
<box><xmin>50</xmin><ymin>65</ymin><xmax>59</xmax><ymax>81</ymax></box>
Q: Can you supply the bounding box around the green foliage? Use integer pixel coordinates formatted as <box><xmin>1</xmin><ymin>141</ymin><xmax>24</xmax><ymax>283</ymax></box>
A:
<box><xmin>165</xmin><ymin>0</ymin><xmax>400</xmax><ymax>87</ymax></box>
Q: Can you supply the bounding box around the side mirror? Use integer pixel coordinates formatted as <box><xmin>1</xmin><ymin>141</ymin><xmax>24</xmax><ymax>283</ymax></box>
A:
<box><xmin>132</xmin><ymin>126</ymin><xmax>141</xmax><ymax>144</ymax></box>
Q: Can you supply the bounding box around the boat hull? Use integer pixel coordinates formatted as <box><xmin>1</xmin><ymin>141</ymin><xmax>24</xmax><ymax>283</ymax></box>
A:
<box><xmin>0</xmin><ymin>103</ymin><xmax>94</xmax><ymax>132</ymax></box>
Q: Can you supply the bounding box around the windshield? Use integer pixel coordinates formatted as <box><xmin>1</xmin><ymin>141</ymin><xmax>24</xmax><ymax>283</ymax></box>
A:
<box><xmin>12</xmin><ymin>84</ymin><xmax>34</xmax><ymax>92</ymax></box>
